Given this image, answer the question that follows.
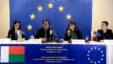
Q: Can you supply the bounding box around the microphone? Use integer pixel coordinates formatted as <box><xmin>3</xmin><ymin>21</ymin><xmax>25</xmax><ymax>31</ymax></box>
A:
<box><xmin>67</xmin><ymin>29</ymin><xmax>71</xmax><ymax>36</ymax></box>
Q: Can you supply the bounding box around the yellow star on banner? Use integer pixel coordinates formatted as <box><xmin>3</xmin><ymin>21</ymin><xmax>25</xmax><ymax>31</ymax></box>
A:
<box><xmin>66</xmin><ymin>14</ymin><xmax>72</xmax><ymax>20</ymax></box>
<box><xmin>27</xmin><ymin>24</ymin><xmax>33</xmax><ymax>30</ymax></box>
<box><xmin>58</xmin><ymin>6</ymin><xmax>64</xmax><ymax>12</ymax></box>
<box><xmin>48</xmin><ymin>2</ymin><xmax>53</xmax><ymax>9</ymax></box>
<box><xmin>37</xmin><ymin>5</ymin><xmax>43</xmax><ymax>12</ymax></box>
<box><xmin>30</xmin><ymin>13</ymin><xmax>35</xmax><ymax>20</ymax></box>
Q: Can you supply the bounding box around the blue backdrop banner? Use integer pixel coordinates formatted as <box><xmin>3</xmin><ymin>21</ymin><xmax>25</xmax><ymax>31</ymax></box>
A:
<box><xmin>10</xmin><ymin>0</ymin><xmax>92</xmax><ymax>39</ymax></box>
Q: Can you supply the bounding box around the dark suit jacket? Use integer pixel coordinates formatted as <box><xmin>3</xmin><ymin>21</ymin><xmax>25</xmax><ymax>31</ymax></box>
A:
<box><xmin>35</xmin><ymin>28</ymin><xmax>54</xmax><ymax>41</ymax></box>
<box><xmin>7</xmin><ymin>29</ymin><xmax>25</xmax><ymax>40</ymax></box>
<box><xmin>64</xmin><ymin>29</ymin><xmax>82</xmax><ymax>41</ymax></box>
<box><xmin>97</xmin><ymin>29</ymin><xmax>113</xmax><ymax>41</ymax></box>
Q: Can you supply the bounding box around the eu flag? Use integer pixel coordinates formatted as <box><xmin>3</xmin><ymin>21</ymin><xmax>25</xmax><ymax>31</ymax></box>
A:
<box><xmin>10</xmin><ymin>0</ymin><xmax>92</xmax><ymax>39</ymax></box>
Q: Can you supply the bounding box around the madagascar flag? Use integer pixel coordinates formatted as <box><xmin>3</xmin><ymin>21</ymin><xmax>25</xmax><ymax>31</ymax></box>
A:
<box><xmin>0</xmin><ymin>46</ymin><xmax>25</xmax><ymax>63</ymax></box>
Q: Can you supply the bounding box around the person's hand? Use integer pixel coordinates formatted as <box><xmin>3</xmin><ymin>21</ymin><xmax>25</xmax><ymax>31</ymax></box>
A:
<box><xmin>40</xmin><ymin>38</ymin><xmax>47</xmax><ymax>41</ymax></box>
<box><xmin>30</xmin><ymin>35</ymin><xmax>34</xmax><ymax>39</ymax></box>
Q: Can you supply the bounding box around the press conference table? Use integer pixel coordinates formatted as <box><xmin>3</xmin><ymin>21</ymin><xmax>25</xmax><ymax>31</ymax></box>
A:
<box><xmin>0</xmin><ymin>40</ymin><xmax>113</xmax><ymax>64</ymax></box>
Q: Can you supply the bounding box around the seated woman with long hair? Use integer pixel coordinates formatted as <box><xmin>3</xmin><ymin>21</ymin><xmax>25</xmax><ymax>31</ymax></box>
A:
<box><xmin>64</xmin><ymin>21</ymin><xmax>82</xmax><ymax>41</ymax></box>
<box><xmin>7</xmin><ymin>20</ymin><xmax>25</xmax><ymax>40</ymax></box>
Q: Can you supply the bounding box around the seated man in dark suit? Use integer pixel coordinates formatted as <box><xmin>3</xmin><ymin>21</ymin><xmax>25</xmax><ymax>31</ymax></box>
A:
<box><xmin>97</xmin><ymin>21</ymin><xmax>113</xmax><ymax>41</ymax></box>
<box><xmin>35</xmin><ymin>20</ymin><xmax>54</xmax><ymax>42</ymax></box>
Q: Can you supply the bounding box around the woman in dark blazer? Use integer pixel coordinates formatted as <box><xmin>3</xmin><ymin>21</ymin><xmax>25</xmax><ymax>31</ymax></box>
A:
<box><xmin>64</xmin><ymin>21</ymin><xmax>82</xmax><ymax>41</ymax></box>
<box><xmin>7</xmin><ymin>20</ymin><xmax>25</xmax><ymax>40</ymax></box>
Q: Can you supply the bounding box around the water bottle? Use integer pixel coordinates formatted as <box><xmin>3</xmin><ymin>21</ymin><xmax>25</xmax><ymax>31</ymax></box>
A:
<box><xmin>49</xmin><ymin>29</ymin><xmax>54</xmax><ymax>41</ymax></box>
<box><xmin>17</xmin><ymin>30</ymin><xmax>22</xmax><ymax>41</ymax></box>
<box><xmin>85</xmin><ymin>36</ymin><xmax>89</xmax><ymax>43</ymax></box>
<box><xmin>91</xmin><ymin>31</ymin><xmax>97</xmax><ymax>41</ymax></box>
<box><xmin>9</xmin><ymin>35</ymin><xmax>11</xmax><ymax>40</ymax></box>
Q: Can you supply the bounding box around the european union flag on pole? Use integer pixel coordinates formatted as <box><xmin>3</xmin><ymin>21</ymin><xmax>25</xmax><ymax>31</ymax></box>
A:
<box><xmin>10</xmin><ymin>0</ymin><xmax>92</xmax><ymax>39</ymax></box>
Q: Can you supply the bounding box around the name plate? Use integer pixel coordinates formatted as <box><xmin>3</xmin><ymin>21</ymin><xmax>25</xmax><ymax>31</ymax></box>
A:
<box><xmin>101</xmin><ymin>40</ymin><xmax>113</xmax><ymax>42</ymax></box>
<box><xmin>0</xmin><ymin>38</ymin><xmax>11</xmax><ymax>43</ymax></box>
<box><xmin>71</xmin><ymin>39</ymin><xmax>85</xmax><ymax>44</ymax></box>
<box><xmin>29</xmin><ymin>39</ymin><xmax>42</xmax><ymax>44</ymax></box>
<box><xmin>101</xmin><ymin>40</ymin><xmax>113</xmax><ymax>45</ymax></box>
